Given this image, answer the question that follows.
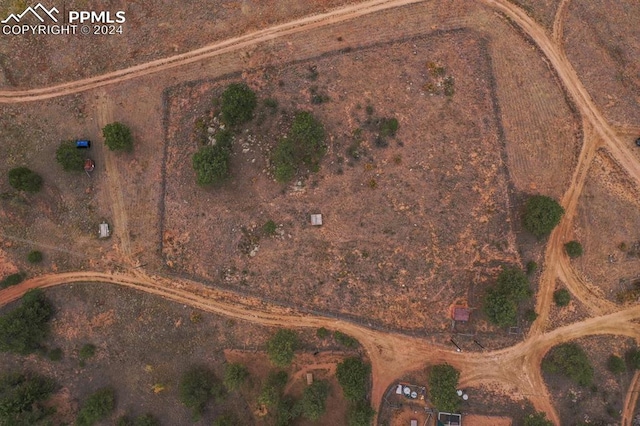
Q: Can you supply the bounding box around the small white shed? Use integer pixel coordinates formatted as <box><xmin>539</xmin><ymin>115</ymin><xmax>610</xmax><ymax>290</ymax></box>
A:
<box><xmin>310</xmin><ymin>214</ymin><xmax>323</xmax><ymax>226</ymax></box>
<box><xmin>99</xmin><ymin>222</ymin><xmax>110</xmax><ymax>238</ymax></box>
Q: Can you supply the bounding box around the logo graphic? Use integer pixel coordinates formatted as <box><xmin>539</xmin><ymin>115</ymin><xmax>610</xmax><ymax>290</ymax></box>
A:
<box><xmin>1</xmin><ymin>3</ymin><xmax>59</xmax><ymax>24</ymax></box>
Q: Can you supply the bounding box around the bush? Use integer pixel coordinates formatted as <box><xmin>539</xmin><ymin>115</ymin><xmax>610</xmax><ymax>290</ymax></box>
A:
<box><xmin>553</xmin><ymin>289</ymin><xmax>571</xmax><ymax>307</ymax></box>
<box><xmin>296</xmin><ymin>380</ymin><xmax>329</xmax><ymax>421</ymax></box>
<box><xmin>56</xmin><ymin>140</ymin><xmax>85</xmax><ymax>171</ymax></box>
<box><xmin>0</xmin><ymin>372</ymin><xmax>57</xmax><ymax>425</ymax></box>
<box><xmin>27</xmin><ymin>250</ymin><xmax>43</xmax><ymax>263</ymax></box>
<box><xmin>179</xmin><ymin>366</ymin><xmax>224</xmax><ymax>419</ymax></box>
<box><xmin>266</xmin><ymin>329</ymin><xmax>299</xmax><ymax>368</ymax></box>
<box><xmin>0</xmin><ymin>272</ymin><xmax>25</xmax><ymax>289</ymax></box>
<box><xmin>76</xmin><ymin>387</ymin><xmax>116</xmax><ymax>426</ymax></box>
<box><xmin>607</xmin><ymin>355</ymin><xmax>626</xmax><ymax>374</ymax></box>
<box><xmin>564</xmin><ymin>240</ymin><xmax>583</xmax><ymax>258</ymax></box>
<box><xmin>220</xmin><ymin>83</ymin><xmax>257</xmax><ymax>126</ymax></box>
<box><xmin>48</xmin><ymin>347</ymin><xmax>63</xmax><ymax>361</ymax></box>
<box><xmin>522</xmin><ymin>195</ymin><xmax>564</xmax><ymax>238</ymax></box>
<box><xmin>347</xmin><ymin>401</ymin><xmax>375</xmax><ymax>426</ymax></box>
<box><xmin>524</xmin><ymin>411</ymin><xmax>553</xmax><ymax>426</ymax></box>
<box><xmin>223</xmin><ymin>363</ymin><xmax>249</xmax><ymax>390</ymax></box>
<box><xmin>496</xmin><ymin>267</ymin><xmax>532</xmax><ymax>302</ymax></box>
<box><xmin>378</xmin><ymin>117</ymin><xmax>399</xmax><ymax>138</ymax></box>
<box><xmin>484</xmin><ymin>267</ymin><xmax>532</xmax><ymax>327</ymax></box>
<box><xmin>263</xmin><ymin>220</ymin><xmax>277</xmax><ymax>236</ymax></box>
<box><xmin>542</xmin><ymin>343</ymin><xmax>593</xmax><ymax>386</ymax></box>
<box><xmin>627</xmin><ymin>348</ymin><xmax>640</xmax><ymax>369</ymax></box>
<box><xmin>336</xmin><ymin>357</ymin><xmax>371</xmax><ymax>402</ymax></box>
<box><xmin>526</xmin><ymin>260</ymin><xmax>538</xmax><ymax>276</ymax></box>
<box><xmin>102</xmin><ymin>122</ymin><xmax>133</xmax><ymax>152</ymax></box>
<box><xmin>334</xmin><ymin>331</ymin><xmax>358</xmax><ymax>348</ymax></box>
<box><xmin>8</xmin><ymin>167</ymin><xmax>43</xmax><ymax>193</ymax></box>
<box><xmin>524</xmin><ymin>309</ymin><xmax>538</xmax><ymax>322</ymax></box>
<box><xmin>0</xmin><ymin>289</ymin><xmax>53</xmax><ymax>354</ymax></box>
<box><xmin>428</xmin><ymin>364</ymin><xmax>460</xmax><ymax>413</ymax></box>
<box><xmin>316</xmin><ymin>327</ymin><xmax>329</xmax><ymax>339</ymax></box>
<box><xmin>192</xmin><ymin>144</ymin><xmax>231</xmax><ymax>186</ymax></box>
<box><xmin>133</xmin><ymin>413</ymin><xmax>160</xmax><ymax>426</ymax></box>
<box><xmin>79</xmin><ymin>343</ymin><xmax>96</xmax><ymax>361</ymax></box>
<box><xmin>258</xmin><ymin>371</ymin><xmax>288</xmax><ymax>407</ymax></box>
<box><xmin>274</xmin><ymin>396</ymin><xmax>299</xmax><ymax>426</ymax></box>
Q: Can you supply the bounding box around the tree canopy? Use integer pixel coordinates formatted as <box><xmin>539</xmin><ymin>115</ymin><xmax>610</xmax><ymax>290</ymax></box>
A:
<box><xmin>220</xmin><ymin>83</ymin><xmax>257</xmax><ymax>127</ymax></box>
<box><xmin>76</xmin><ymin>387</ymin><xmax>116</xmax><ymax>426</ymax></box>
<box><xmin>522</xmin><ymin>195</ymin><xmax>564</xmax><ymax>237</ymax></box>
<box><xmin>297</xmin><ymin>380</ymin><xmax>329</xmax><ymax>421</ymax></box>
<box><xmin>55</xmin><ymin>140</ymin><xmax>84</xmax><ymax>171</ymax></box>
<box><xmin>223</xmin><ymin>363</ymin><xmax>249</xmax><ymax>390</ymax></box>
<box><xmin>102</xmin><ymin>122</ymin><xmax>133</xmax><ymax>152</ymax></box>
<box><xmin>266</xmin><ymin>329</ymin><xmax>299</xmax><ymax>368</ymax></box>
<box><xmin>0</xmin><ymin>289</ymin><xmax>53</xmax><ymax>354</ymax></box>
<box><xmin>179</xmin><ymin>366</ymin><xmax>224</xmax><ymax>419</ymax></box>
<box><xmin>542</xmin><ymin>343</ymin><xmax>593</xmax><ymax>386</ymax></box>
<box><xmin>0</xmin><ymin>371</ymin><xmax>56</xmax><ymax>426</ymax></box>
<box><xmin>428</xmin><ymin>364</ymin><xmax>460</xmax><ymax>413</ymax></box>
<box><xmin>192</xmin><ymin>144</ymin><xmax>231</xmax><ymax>186</ymax></box>
<box><xmin>336</xmin><ymin>357</ymin><xmax>371</xmax><ymax>402</ymax></box>
<box><xmin>564</xmin><ymin>240</ymin><xmax>583</xmax><ymax>258</ymax></box>
<box><xmin>8</xmin><ymin>167</ymin><xmax>42</xmax><ymax>193</ymax></box>
<box><xmin>484</xmin><ymin>266</ymin><xmax>532</xmax><ymax>327</ymax></box>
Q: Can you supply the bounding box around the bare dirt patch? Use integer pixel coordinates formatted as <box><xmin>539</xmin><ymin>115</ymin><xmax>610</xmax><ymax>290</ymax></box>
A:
<box><xmin>574</xmin><ymin>151</ymin><xmax>640</xmax><ymax>304</ymax></box>
<box><xmin>563</xmin><ymin>0</ymin><xmax>640</xmax><ymax>126</ymax></box>
<box><xmin>162</xmin><ymin>29</ymin><xmax>519</xmax><ymax>334</ymax></box>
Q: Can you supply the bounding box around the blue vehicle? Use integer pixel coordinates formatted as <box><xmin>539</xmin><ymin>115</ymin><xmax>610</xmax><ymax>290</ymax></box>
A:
<box><xmin>76</xmin><ymin>140</ymin><xmax>91</xmax><ymax>149</ymax></box>
<box><xmin>636</xmin><ymin>137</ymin><xmax>640</xmax><ymax>147</ymax></box>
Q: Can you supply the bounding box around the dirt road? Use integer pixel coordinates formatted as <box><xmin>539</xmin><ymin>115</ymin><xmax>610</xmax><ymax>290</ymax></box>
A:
<box><xmin>1</xmin><ymin>0</ymin><xmax>639</xmax><ymax>423</ymax></box>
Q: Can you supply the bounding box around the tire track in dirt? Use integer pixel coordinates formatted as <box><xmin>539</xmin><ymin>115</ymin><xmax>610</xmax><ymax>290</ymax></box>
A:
<box><xmin>552</xmin><ymin>0</ymin><xmax>571</xmax><ymax>45</ymax></box>
<box><xmin>94</xmin><ymin>91</ymin><xmax>132</xmax><ymax>262</ymax></box>
<box><xmin>622</xmin><ymin>370</ymin><xmax>640</xmax><ymax>426</ymax></box>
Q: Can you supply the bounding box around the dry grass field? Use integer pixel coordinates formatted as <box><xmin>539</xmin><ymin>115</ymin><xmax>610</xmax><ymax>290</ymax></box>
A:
<box><xmin>507</xmin><ymin>0</ymin><xmax>560</xmax><ymax>31</ymax></box>
<box><xmin>563</xmin><ymin>0</ymin><xmax>640</xmax><ymax>126</ymax></box>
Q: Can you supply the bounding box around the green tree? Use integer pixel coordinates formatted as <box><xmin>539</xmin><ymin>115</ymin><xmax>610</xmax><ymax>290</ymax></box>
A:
<box><xmin>564</xmin><ymin>241</ymin><xmax>583</xmax><ymax>258</ymax></box>
<box><xmin>102</xmin><ymin>122</ymin><xmax>133</xmax><ymax>152</ymax></box>
<box><xmin>27</xmin><ymin>251</ymin><xmax>43</xmax><ymax>263</ymax></box>
<box><xmin>8</xmin><ymin>167</ymin><xmax>43</xmax><ymax>193</ymax></box>
<box><xmin>524</xmin><ymin>411</ymin><xmax>553</xmax><ymax>426</ymax></box>
<box><xmin>297</xmin><ymin>380</ymin><xmax>329</xmax><ymax>421</ymax></box>
<box><xmin>334</xmin><ymin>331</ymin><xmax>358</xmax><ymax>348</ymax></box>
<box><xmin>316</xmin><ymin>327</ymin><xmax>329</xmax><ymax>339</ymax></box>
<box><xmin>179</xmin><ymin>366</ymin><xmax>224</xmax><ymax>420</ymax></box>
<box><xmin>0</xmin><ymin>372</ymin><xmax>56</xmax><ymax>425</ymax></box>
<box><xmin>428</xmin><ymin>364</ymin><xmax>460</xmax><ymax>413</ymax></box>
<box><xmin>76</xmin><ymin>387</ymin><xmax>116</xmax><ymax>426</ymax></box>
<box><xmin>266</xmin><ymin>329</ymin><xmax>299</xmax><ymax>368</ymax></box>
<box><xmin>79</xmin><ymin>343</ymin><xmax>96</xmax><ymax>362</ymax></box>
<box><xmin>220</xmin><ymin>83</ymin><xmax>257</xmax><ymax>126</ymax></box>
<box><xmin>347</xmin><ymin>401</ymin><xmax>375</xmax><ymax>426</ymax></box>
<box><xmin>0</xmin><ymin>289</ymin><xmax>53</xmax><ymax>354</ymax></box>
<box><xmin>258</xmin><ymin>371</ymin><xmax>288</xmax><ymax>408</ymax></box>
<box><xmin>627</xmin><ymin>348</ymin><xmax>640</xmax><ymax>369</ymax></box>
<box><xmin>223</xmin><ymin>362</ymin><xmax>249</xmax><ymax>390</ymax></box>
<box><xmin>262</xmin><ymin>220</ymin><xmax>277</xmax><ymax>236</ymax></box>
<box><xmin>336</xmin><ymin>357</ymin><xmax>371</xmax><ymax>402</ymax></box>
<box><xmin>526</xmin><ymin>260</ymin><xmax>538</xmax><ymax>276</ymax></box>
<box><xmin>483</xmin><ymin>288</ymin><xmax>518</xmax><ymax>327</ymax></box>
<box><xmin>378</xmin><ymin>117</ymin><xmax>399</xmax><ymax>137</ymax></box>
<box><xmin>522</xmin><ymin>195</ymin><xmax>564</xmax><ymax>238</ymax></box>
<box><xmin>496</xmin><ymin>267</ymin><xmax>532</xmax><ymax>302</ymax></box>
<box><xmin>0</xmin><ymin>272</ymin><xmax>25</xmax><ymax>289</ymax></box>
<box><xmin>192</xmin><ymin>145</ymin><xmax>231</xmax><ymax>186</ymax></box>
<box><xmin>55</xmin><ymin>140</ymin><xmax>84</xmax><ymax>171</ymax></box>
<box><xmin>553</xmin><ymin>289</ymin><xmax>571</xmax><ymax>307</ymax></box>
<box><xmin>607</xmin><ymin>355</ymin><xmax>626</xmax><ymax>374</ymax></box>
<box><xmin>542</xmin><ymin>343</ymin><xmax>593</xmax><ymax>386</ymax></box>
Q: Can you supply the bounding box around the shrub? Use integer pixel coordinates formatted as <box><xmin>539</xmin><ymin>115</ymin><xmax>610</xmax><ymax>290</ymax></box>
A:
<box><xmin>215</xmin><ymin>128</ymin><xmax>233</xmax><ymax>150</ymax></box>
<box><xmin>297</xmin><ymin>380</ymin><xmax>329</xmax><ymax>421</ymax></box>
<box><xmin>27</xmin><ymin>250</ymin><xmax>43</xmax><ymax>263</ymax></box>
<box><xmin>220</xmin><ymin>83</ymin><xmax>257</xmax><ymax>126</ymax></box>
<box><xmin>223</xmin><ymin>363</ymin><xmax>249</xmax><ymax>390</ymax></box>
<box><xmin>213</xmin><ymin>413</ymin><xmax>238</xmax><ymax>426</ymax></box>
<box><xmin>526</xmin><ymin>260</ymin><xmax>538</xmax><ymax>276</ymax></box>
<box><xmin>334</xmin><ymin>331</ymin><xmax>358</xmax><ymax>348</ymax></box>
<box><xmin>496</xmin><ymin>267</ymin><xmax>532</xmax><ymax>301</ymax></box>
<box><xmin>443</xmin><ymin>76</ymin><xmax>455</xmax><ymax>97</ymax></box>
<box><xmin>524</xmin><ymin>309</ymin><xmax>538</xmax><ymax>322</ymax></box>
<box><xmin>79</xmin><ymin>343</ymin><xmax>96</xmax><ymax>361</ymax></box>
<box><xmin>428</xmin><ymin>364</ymin><xmax>460</xmax><ymax>413</ymax></box>
<box><xmin>263</xmin><ymin>220</ymin><xmax>277</xmax><ymax>236</ymax></box>
<box><xmin>522</xmin><ymin>195</ymin><xmax>564</xmax><ymax>238</ymax></box>
<box><xmin>0</xmin><ymin>372</ymin><xmax>57</xmax><ymax>425</ymax></box>
<box><xmin>55</xmin><ymin>140</ymin><xmax>84</xmax><ymax>171</ymax></box>
<box><xmin>48</xmin><ymin>347</ymin><xmax>63</xmax><ymax>361</ymax></box>
<box><xmin>192</xmin><ymin>144</ymin><xmax>231</xmax><ymax>186</ymax></box>
<box><xmin>564</xmin><ymin>240</ymin><xmax>583</xmax><ymax>258</ymax></box>
<box><xmin>264</xmin><ymin>98</ymin><xmax>278</xmax><ymax>110</ymax></box>
<box><xmin>102</xmin><ymin>122</ymin><xmax>133</xmax><ymax>152</ymax></box>
<box><xmin>378</xmin><ymin>117</ymin><xmax>399</xmax><ymax>137</ymax></box>
<box><xmin>347</xmin><ymin>401</ymin><xmax>375</xmax><ymax>426</ymax></box>
<box><xmin>336</xmin><ymin>357</ymin><xmax>371</xmax><ymax>402</ymax></box>
<box><xmin>0</xmin><ymin>272</ymin><xmax>25</xmax><ymax>289</ymax></box>
<box><xmin>484</xmin><ymin>267</ymin><xmax>532</xmax><ymax>327</ymax></box>
<box><xmin>133</xmin><ymin>413</ymin><xmax>160</xmax><ymax>426</ymax></box>
<box><xmin>258</xmin><ymin>371</ymin><xmax>288</xmax><ymax>407</ymax></box>
<box><xmin>179</xmin><ymin>366</ymin><xmax>224</xmax><ymax>419</ymax></box>
<box><xmin>266</xmin><ymin>329</ymin><xmax>299</xmax><ymax>368</ymax></box>
<box><xmin>76</xmin><ymin>387</ymin><xmax>116</xmax><ymax>426</ymax></box>
<box><xmin>542</xmin><ymin>343</ymin><xmax>593</xmax><ymax>386</ymax></box>
<box><xmin>275</xmin><ymin>396</ymin><xmax>299</xmax><ymax>426</ymax></box>
<box><xmin>316</xmin><ymin>327</ymin><xmax>329</xmax><ymax>339</ymax></box>
<box><xmin>8</xmin><ymin>167</ymin><xmax>43</xmax><ymax>192</ymax></box>
<box><xmin>524</xmin><ymin>411</ymin><xmax>553</xmax><ymax>426</ymax></box>
<box><xmin>0</xmin><ymin>289</ymin><xmax>53</xmax><ymax>354</ymax></box>
<box><xmin>553</xmin><ymin>289</ymin><xmax>571</xmax><ymax>307</ymax></box>
<box><xmin>627</xmin><ymin>348</ymin><xmax>640</xmax><ymax>369</ymax></box>
<box><xmin>607</xmin><ymin>355</ymin><xmax>626</xmax><ymax>374</ymax></box>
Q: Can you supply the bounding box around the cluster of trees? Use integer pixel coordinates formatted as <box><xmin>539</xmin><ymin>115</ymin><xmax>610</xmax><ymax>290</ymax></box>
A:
<box><xmin>336</xmin><ymin>357</ymin><xmax>375</xmax><ymax>426</ymax></box>
<box><xmin>0</xmin><ymin>289</ymin><xmax>53</xmax><ymax>354</ymax></box>
<box><xmin>272</xmin><ymin>111</ymin><xmax>326</xmax><ymax>182</ymax></box>
<box><xmin>0</xmin><ymin>371</ymin><xmax>57</xmax><ymax>425</ymax></box>
<box><xmin>428</xmin><ymin>364</ymin><xmax>460</xmax><ymax>413</ymax></box>
<box><xmin>179</xmin><ymin>366</ymin><xmax>225</xmax><ymax>420</ymax></box>
<box><xmin>483</xmin><ymin>267</ymin><xmax>532</xmax><ymax>327</ymax></box>
<box><xmin>76</xmin><ymin>387</ymin><xmax>116</xmax><ymax>426</ymax></box>
<box><xmin>266</xmin><ymin>329</ymin><xmax>299</xmax><ymax>368</ymax></box>
<box><xmin>542</xmin><ymin>343</ymin><xmax>594</xmax><ymax>387</ymax></box>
